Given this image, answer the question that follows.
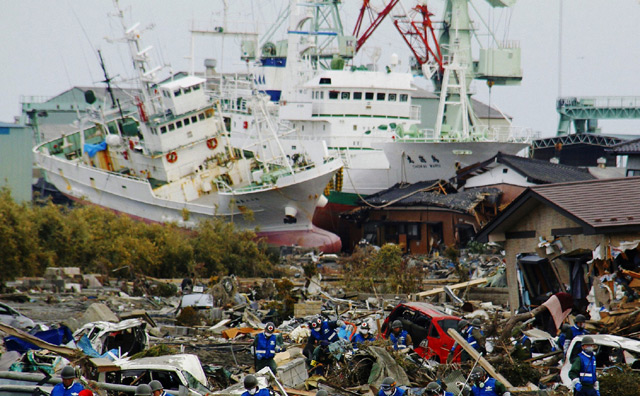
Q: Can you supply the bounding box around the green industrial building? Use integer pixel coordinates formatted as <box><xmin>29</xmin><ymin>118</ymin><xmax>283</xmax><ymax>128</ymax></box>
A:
<box><xmin>0</xmin><ymin>122</ymin><xmax>32</xmax><ymax>203</ymax></box>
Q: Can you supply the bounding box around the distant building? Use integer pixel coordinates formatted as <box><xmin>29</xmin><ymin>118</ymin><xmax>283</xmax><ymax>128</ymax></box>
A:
<box><xmin>606</xmin><ymin>137</ymin><xmax>640</xmax><ymax>176</ymax></box>
<box><xmin>0</xmin><ymin>122</ymin><xmax>32</xmax><ymax>203</ymax></box>
<box><xmin>454</xmin><ymin>152</ymin><xmax>597</xmax><ymax>203</ymax></box>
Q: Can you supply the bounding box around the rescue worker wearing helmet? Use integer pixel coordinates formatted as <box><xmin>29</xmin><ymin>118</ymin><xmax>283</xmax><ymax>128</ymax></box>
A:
<box><xmin>425</xmin><ymin>381</ymin><xmax>454</xmax><ymax>396</ymax></box>
<box><xmin>352</xmin><ymin>322</ymin><xmax>375</xmax><ymax>348</ymax></box>
<box><xmin>134</xmin><ymin>384</ymin><xmax>153</xmax><ymax>396</ymax></box>
<box><xmin>242</xmin><ymin>375</ymin><xmax>271</xmax><ymax>396</ymax></box>
<box><xmin>447</xmin><ymin>319</ymin><xmax>486</xmax><ymax>363</ymax></box>
<box><xmin>389</xmin><ymin>320</ymin><xmax>412</xmax><ymax>351</ymax></box>
<box><xmin>252</xmin><ymin>322</ymin><xmax>283</xmax><ymax>373</ymax></box>
<box><xmin>149</xmin><ymin>380</ymin><xmax>175</xmax><ymax>396</ymax></box>
<box><xmin>51</xmin><ymin>366</ymin><xmax>84</xmax><ymax>396</ymax></box>
<box><xmin>559</xmin><ymin>315</ymin><xmax>589</xmax><ymax>356</ymax></box>
<box><xmin>569</xmin><ymin>336</ymin><xmax>599</xmax><ymax>396</ymax></box>
<box><xmin>378</xmin><ymin>377</ymin><xmax>406</xmax><ymax>396</ymax></box>
<box><xmin>469</xmin><ymin>367</ymin><xmax>510</xmax><ymax>396</ymax></box>
<box><xmin>304</xmin><ymin>316</ymin><xmax>344</xmax><ymax>371</ymax></box>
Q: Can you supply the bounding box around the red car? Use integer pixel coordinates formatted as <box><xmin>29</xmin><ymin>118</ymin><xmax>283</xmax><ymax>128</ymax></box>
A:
<box><xmin>381</xmin><ymin>302</ymin><xmax>461</xmax><ymax>362</ymax></box>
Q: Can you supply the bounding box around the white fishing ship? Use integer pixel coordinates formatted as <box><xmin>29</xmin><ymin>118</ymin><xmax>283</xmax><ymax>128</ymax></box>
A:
<box><xmin>32</xmin><ymin>2</ymin><xmax>344</xmax><ymax>252</ymax></box>
<box><xmin>202</xmin><ymin>0</ymin><xmax>536</xmax><ymax>204</ymax></box>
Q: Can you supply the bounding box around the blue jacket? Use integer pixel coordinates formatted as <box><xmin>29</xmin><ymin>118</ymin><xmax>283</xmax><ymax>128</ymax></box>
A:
<box><xmin>390</xmin><ymin>330</ymin><xmax>409</xmax><ymax>350</ymax></box>
<box><xmin>310</xmin><ymin>321</ymin><xmax>339</xmax><ymax>345</ymax></box>
<box><xmin>352</xmin><ymin>332</ymin><xmax>375</xmax><ymax>348</ymax></box>
<box><xmin>242</xmin><ymin>388</ymin><xmax>271</xmax><ymax>396</ymax></box>
<box><xmin>377</xmin><ymin>387</ymin><xmax>406</xmax><ymax>396</ymax></box>
<box><xmin>471</xmin><ymin>378</ymin><xmax>499</xmax><ymax>396</ymax></box>
<box><xmin>465</xmin><ymin>326</ymin><xmax>484</xmax><ymax>350</ymax></box>
<box><xmin>559</xmin><ymin>325</ymin><xmax>588</xmax><ymax>350</ymax></box>
<box><xmin>255</xmin><ymin>332</ymin><xmax>278</xmax><ymax>360</ymax></box>
<box><xmin>577</xmin><ymin>351</ymin><xmax>597</xmax><ymax>385</ymax></box>
<box><xmin>50</xmin><ymin>382</ymin><xmax>84</xmax><ymax>396</ymax></box>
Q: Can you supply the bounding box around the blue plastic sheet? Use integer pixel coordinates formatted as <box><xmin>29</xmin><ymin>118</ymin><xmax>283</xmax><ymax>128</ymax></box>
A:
<box><xmin>84</xmin><ymin>141</ymin><xmax>108</xmax><ymax>157</ymax></box>
<box><xmin>77</xmin><ymin>334</ymin><xmax>119</xmax><ymax>360</ymax></box>
<box><xmin>4</xmin><ymin>326</ymin><xmax>74</xmax><ymax>353</ymax></box>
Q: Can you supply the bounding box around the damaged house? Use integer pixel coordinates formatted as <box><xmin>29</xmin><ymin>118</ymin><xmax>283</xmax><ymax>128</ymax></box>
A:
<box><xmin>476</xmin><ymin>176</ymin><xmax>640</xmax><ymax>314</ymax></box>
<box><xmin>343</xmin><ymin>180</ymin><xmax>502</xmax><ymax>254</ymax></box>
<box><xmin>453</xmin><ymin>152</ymin><xmax>597</xmax><ymax>203</ymax></box>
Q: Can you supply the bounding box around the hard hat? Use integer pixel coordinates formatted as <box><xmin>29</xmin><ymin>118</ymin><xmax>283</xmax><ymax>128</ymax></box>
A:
<box><xmin>575</xmin><ymin>314</ymin><xmax>586</xmax><ymax>323</ymax></box>
<box><xmin>380</xmin><ymin>377</ymin><xmax>396</xmax><ymax>390</ymax></box>
<box><xmin>135</xmin><ymin>384</ymin><xmax>153</xmax><ymax>396</ymax></box>
<box><xmin>244</xmin><ymin>375</ymin><xmax>258</xmax><ymax>390</ymax></box>
<box><xmin>78</xmin><ymin>390</ymin><xmax>94</xmax><ymax>396</ymax></box>
<box><xmin>316</xmin><ymin>390</ymin><xmax>329</xmax><ymax>396</ymax></box>
<box><xmin>61</xmin><ymin>366</ymin><xmax>76</xmax><ymax>379</ymax></box>
<box><xmin>149</xmin><ymin>380</ymin><xmax>163</xmax><ymax>392</ymax></box>
<box><xmin>425</xmin><ymin>382</ymin><xmax>442</xmax><ymax>394</ymax></box>
<box><xmin>457</xmin><ymin>319</ymin><xmax>469</xmax><ymax>330</ymax></box>
<box><xmin>361</xmin><ymin>322</ymin><xmax>370</xmax><ymax>330</ymax></box>
<box><xmin>265</xmin><ymin>322</ymin><xmax>275</xmax><ymax>333</ymax></box>
<box><xmin>471</xmin><ymin>318</ymin><xmax>482</xmax><ymax>327</ymax></box>
<box><xmin>471</xmin><ymin>367</ymin><xmax>486</xmax><ymax>380</ymax></box>
<box><xmin>391</xmin><ymin>320</ymin><xmax>403</xmax><ymax>329</ymax></box>
<box><xmin>581</xmin><ymin>336</ymin><xmax>595</xmax><ymax>345</ymax></box>
<box><xmin>311</xmin><ymin>317</ymin><xmax>322</xmax><ymax>329</ymax></box>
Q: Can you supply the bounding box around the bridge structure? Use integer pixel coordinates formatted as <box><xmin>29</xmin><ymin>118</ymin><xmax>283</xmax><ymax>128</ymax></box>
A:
<box><xmin>556</xmin><ymin>96</ymin><xmax>640</xmax><ymax>136</ymax></box>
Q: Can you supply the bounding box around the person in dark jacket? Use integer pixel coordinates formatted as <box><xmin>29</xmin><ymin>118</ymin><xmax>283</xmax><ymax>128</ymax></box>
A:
<box><xmin>242</xmin><ymin>375</ymin><xmax>271</xmax><ymax>396</ymax></box>
<box><xmin>448</xmin><ymin>319</ymin><xmax>486</xmax><ymax>363</ymax></box>
<box><xmin>470</xmin><ymin>367</ymin><xmax>510</xmax><ymax>396</ymax></box>
<box><xmin>378</xmin><ymin>377</ymin><xmax>406</xmax><ymax>396</ymax></box>
<box><xmin>559</xmin><ymin>315</ymin><xmax>588</xmax><ymax>357</ymax></box>
<box><xmin>425</xmin><ymin>381</ymin><xmax>453</xmax><ymax>396</ymax></box>
<box><xmin>305</xmin><ymin>316</ymin><xmax>343</xmax><ymax>372</ymax></box>
<box><xmin>569</xmin><ymin>336</ymin><xmax>599</xmax><ymax>396</ymax></box>
<box><xmin>149</xmin><ymin>380</ymin><xmax>175</xmax><ymax>396</ymax></box>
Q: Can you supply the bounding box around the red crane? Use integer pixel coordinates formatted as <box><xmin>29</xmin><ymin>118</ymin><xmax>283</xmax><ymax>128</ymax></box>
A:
<box><xmin>352</xmin><ymin>1</ymin><xmax>443</xmax><ymax>72</ymax></box>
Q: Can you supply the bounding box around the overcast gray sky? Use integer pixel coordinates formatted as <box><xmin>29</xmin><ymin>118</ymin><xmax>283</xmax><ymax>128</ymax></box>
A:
<box><xmin>3</xmin><ymin>0</ymin><xmax>640</xmax><ymax>138</ymax></box>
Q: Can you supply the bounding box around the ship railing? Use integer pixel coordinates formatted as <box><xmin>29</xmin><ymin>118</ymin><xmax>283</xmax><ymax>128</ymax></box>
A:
<box><xmin>397</xmin><ymin>125</ymin><xmax>540</xmax><ymax>143</ymax></box>
<box><xmin>557</xmin><ymin>96</ymin><xmax>640</xmax><ymax>109</ymax></box>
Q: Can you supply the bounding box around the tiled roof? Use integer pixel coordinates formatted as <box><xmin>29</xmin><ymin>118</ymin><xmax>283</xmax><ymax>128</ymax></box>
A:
<box><xmin>531</xmin><ymin>177</ymin><xmax>640</xmax><ymax>229</ymax></box>
<box><xmin>496</xmin><ymin>153</ymin><xmax>596</xmax><ymax>184</ymax></box>
<box><xmin>607</xmin><ymin>137</ymin><xmax>640</xmax><ymax>154</ymax></box>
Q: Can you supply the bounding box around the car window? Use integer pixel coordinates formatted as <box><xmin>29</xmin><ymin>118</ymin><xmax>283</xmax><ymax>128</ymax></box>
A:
<box><xmin>152</xmin><ymin>370</ymin><xmax>182</xmax><ymax>391</ymax></box>
<box><xmin>182</xmin><ymin>370</ymin><xmax>211</xmax><ymax>394</ymax></box>
<box><xmin>438</xmin><ymin>319</ymin><xmax>459</xmax><ymax>336</ymax></box>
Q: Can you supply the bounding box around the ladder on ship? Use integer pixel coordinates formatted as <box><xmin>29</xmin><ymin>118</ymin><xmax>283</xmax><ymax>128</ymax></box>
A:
<box><xmin>556</xmin><ymin>96</ymin><xmax>640</xmax><ymax>136</ymax></box>
<box><xmin>434</xmin><ymin>56</ymin><xmax>475</xmax><ymax>140</ymax></box>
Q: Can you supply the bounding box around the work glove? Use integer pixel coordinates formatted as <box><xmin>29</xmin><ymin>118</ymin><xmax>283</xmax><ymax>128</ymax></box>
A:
<box><xmin>310</xmin><ymin>360</ymin><xmax>318</xmax><ymax>367</ymax></box>
<box><xmin>574</xmin><ymin>382</ymin><xmax>582</xmax><ymax>392</ymax></box>
<box><xmin>594</xmin><ymin>381</ymin><xmax>599</xmax><ymax>391</ymax></box>
<box><xmin>256</xmin><ymin>353</ymin><xmax>264</xmax><ymax>360</ymax></box>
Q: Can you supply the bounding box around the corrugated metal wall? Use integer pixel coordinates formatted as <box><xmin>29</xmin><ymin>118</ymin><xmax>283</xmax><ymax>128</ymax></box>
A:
<box><xmin>0</xmin><ymin>123</ymin><xmax>32</xmax><ymax>203</ymax></box>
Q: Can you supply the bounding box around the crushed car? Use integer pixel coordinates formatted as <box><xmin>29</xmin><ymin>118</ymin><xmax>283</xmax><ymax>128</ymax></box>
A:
<box><xmin>73</xmin><ymin>318</ymin><xmax>149</xmax><ymax>358</ymax></box>
<box><xmin>381</xmin><ymin>302</ymin><xmax>461</xmax><ymax>362</ymax></box>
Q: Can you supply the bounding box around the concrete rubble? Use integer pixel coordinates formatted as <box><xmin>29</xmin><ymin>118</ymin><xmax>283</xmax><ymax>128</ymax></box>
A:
<box><xmin>0</xmin><ymin>249</ymin><xmax>640</xmax><ymax>396</ymax></box>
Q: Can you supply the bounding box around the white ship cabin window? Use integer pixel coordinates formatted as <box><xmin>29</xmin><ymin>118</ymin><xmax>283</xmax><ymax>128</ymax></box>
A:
<box><xmin>319</xmin><ymin>78</ymin><xmax>332</xmax><ymax>85</ymax></box>
<box><xmin>400</xmin><ymin>94</ymin><xmax>409</xmax><ymax>102</ymax></box>
<box><xmin>329</xmin><ymin>91</ymin><xmax>339</xmax><ymax>100</ymax></box>
<box><xmin>168</xmin><ymin>124</ymin><xmax>175</xmax><ymax>132</ymax></box>
<box><xmin>199</xmin><ymin>113</ymin><xmax>205</xmax><ymax>121</ymax></box>
<box><xmin>354</xmin><ymin>92</ymin><xmax>362</xmax><ymax>100</ymax></box>
<box><xmin>176</xmin><ymin>120</ymin><xmax>183</xmax><ymax>129</ymax></box>
<box><xmin>365</xmin><ymin>92</ymin><xmax>374</xmax><ymax>100</ymax></box>
<box><xmin>301</xmin><ymin>125</ymin><xmax>305</xmax><ymax>131</ymax></box>
<box><xmin>377</xmin><ymin>93</ymin><xmax>386</xmax><ymax>101</ymax></box>
<box><xmin>191</xmin><ymin>115</ymin><xmax>198</xmax><ymax>123</ymax></box>
<box><xmin>184</xmin><ymin>87</ymin><xmax>192</xmax><ymax>94</ymax></box>
<box><xmin>341</xmin><ymin>92</ymin><xmax>350</xmax><ymax>100</ymax></box>
<box><xmin>162</xmin><ymin>91</ymin><xmax>169</xmax><ymax>98</ymax></box>
<box><xmin>174</xmin><ymin>89</ymin><xmax>182</xmax><ymax>97</ymax></box>
<box><xmin>184</xmin><ymin>118</ymin><xmax>190</xmax><ymax>126</ymax></box>
<box><xmin>388</xmin><ymin>93</ymin><xmax>397</xmax><ymax>102</ymax></box>
<box><xmin>193</xmin><ymin>84</ymin><xmax>201</xmax><ymax>91</ymax></box>
<box><xmin>161</xmin><ymin>126</ymin><xmax>167</xmax><ymax>134</ymax></box>
<box><xmin>320</xmin><ymin>91</ymin><xmax>324</xmax><ymax>99</ymax></box>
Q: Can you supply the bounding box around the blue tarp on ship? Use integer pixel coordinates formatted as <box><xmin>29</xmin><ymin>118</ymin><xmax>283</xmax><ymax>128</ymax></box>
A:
<box><xmin>84</xmin><ymin>141</ymin><xmax>108</xmax><ymax>158</ymax></box>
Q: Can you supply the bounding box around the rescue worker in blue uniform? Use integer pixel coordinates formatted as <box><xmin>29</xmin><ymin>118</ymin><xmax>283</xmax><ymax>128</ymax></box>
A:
<box><xmin>352</xmin><ymin>322</ymin><xmax>375</xmax><ymax>349</ymax></box>
<box><xmin>149</xmin><ymin>380</ymin><xmax>175</xmax><ymax>396</ymax></box>
<box><xmin>305</xmin><ymin>316</ymin><xmax>344</xmax><ymax>371</ymax></box>
<box><xmin>447</xmin><ymin>319</ymin><xmax>486</xmax><ymax>363</ymax></box>
<box><xmin>389</xmin><ymin>320</ymin><xmax>412</xmax><ymax>351</ymax></box>
<box><xmin>378</xmin><ymin>377</ymin><xmax>406</xmax><ymax>396</ymax></box>
<box><xmin>559</xmin><ymin>315</ymin><xmax>588</xmax><ymax>356</ymax></box>
<box><xmin>51</xmin><ymin>366</ymin><xmax>84</xmax><ymax>396</ymax></box>
<box><xmin>569</xmin><ymin>336</ymin><xmax>599</xmax><ymax>396</ymax></box>
<box><xmin>253</xmin><ymin>322</ymin><xmax>282</xmax><ymax>372</ymax></box>
<box><xmin>470</xmin><ymin>367</ymin><xmax>510</xmax><ymax>396</ymax></box>
<box><xmin>425</xmin><ymin>381</ymin><xmax>454</xmax><ymax>396</ymax></box>
<box><xmin>242</xmin><ymin>375</ymin><xmax>271</xmax><ymax>396</ymax></box>
<box><xmin>512</xmin><ymin>328</ymin><xmax>532</xmax><ymax>360</ymax></box>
